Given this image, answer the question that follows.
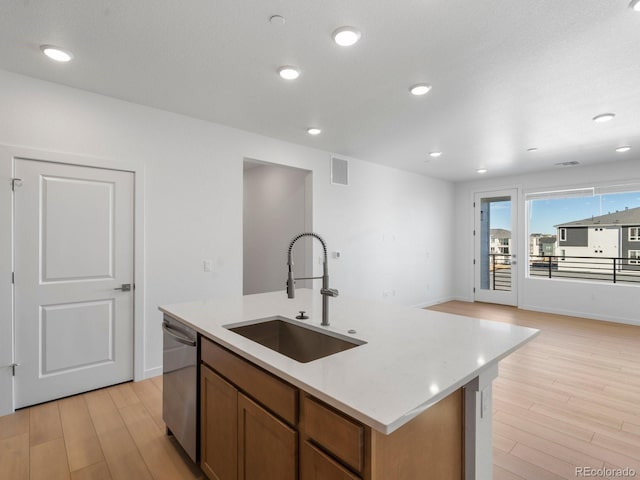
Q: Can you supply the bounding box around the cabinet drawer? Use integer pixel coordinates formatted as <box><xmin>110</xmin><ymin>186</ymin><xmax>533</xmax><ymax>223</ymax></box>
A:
<box><xmin>301</xmin><ymin>441</ymin><xmax>360</xmax><ymax>480</ymax></box>
<box><xmin>303</xmin><ymin>395</ymin><xmax>364</xmax><ymax>472</ymax></box>
<box><xmin>201</xmin><ymin>336</ymin><xmax>298</xmax><ymax>425</ymax></box>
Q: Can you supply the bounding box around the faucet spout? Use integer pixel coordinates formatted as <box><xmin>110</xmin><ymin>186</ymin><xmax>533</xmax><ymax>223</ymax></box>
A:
<box><xmin>286</xmin><ymin>232</ymin><xmax>338</xmax><ymax>326</ymax></box>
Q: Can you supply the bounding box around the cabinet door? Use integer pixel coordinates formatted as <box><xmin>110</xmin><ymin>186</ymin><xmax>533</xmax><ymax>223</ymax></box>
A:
<box><xmin>301</xmin><ymin>441</ymin><xmax>360</xmax><ymax>480</ymax></box>
<box><xmin>201</xmin><ymin>366</ymin><xmax>238</xmax><ymax>480</ymax></box>
<box><xmin>238</xmin><ymin>393</ymin><xmax>297</xmax><ymax>480</ymax></box>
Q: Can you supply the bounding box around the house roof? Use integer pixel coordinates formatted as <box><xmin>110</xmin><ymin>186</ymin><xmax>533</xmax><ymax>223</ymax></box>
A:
<box><xmin>539</xmin><ymin>236</ymin><xmax>557</xmax><ymax>244</ymax></box>
<box><xmin>555</xmin><ymin>206</ymin><xmax>640</xmax><ymax>228</ymax></box>
<box><xmin>490</xmin><ymin>229</ymin><xmax>511</xmax><ymax>239</ymax></box>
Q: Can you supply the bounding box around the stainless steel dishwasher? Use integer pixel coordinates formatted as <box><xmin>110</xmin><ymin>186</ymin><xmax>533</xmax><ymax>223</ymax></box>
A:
<box><xmin>162</xmin><ymin>315</ymin><xmax>198</xmax><ymax>462</ymax></box>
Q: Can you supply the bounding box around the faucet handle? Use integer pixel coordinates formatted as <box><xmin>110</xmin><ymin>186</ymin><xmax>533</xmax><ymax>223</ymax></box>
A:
<box><xmin>321</xmin><ymin>288</ymin><xmax>339</xmax><ymax>297</ymax></box>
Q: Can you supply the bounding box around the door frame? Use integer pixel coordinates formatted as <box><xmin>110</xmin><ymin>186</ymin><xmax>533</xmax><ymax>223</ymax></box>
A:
<box><xmin>473</xmin><ymin>187</ymin><xmax>521</xmax><ymax>306</ymax></box>
<box><xmin>0</xmin><ymin>144</ymin><xmax>146</xmax><ymax>416</ymax></box>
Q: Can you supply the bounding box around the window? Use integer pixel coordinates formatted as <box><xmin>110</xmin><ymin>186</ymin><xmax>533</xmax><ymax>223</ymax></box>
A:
<box><xmin>526</xmin><ymin>184</ymin><xmax>640</xmax><ymax>284</ymax></box>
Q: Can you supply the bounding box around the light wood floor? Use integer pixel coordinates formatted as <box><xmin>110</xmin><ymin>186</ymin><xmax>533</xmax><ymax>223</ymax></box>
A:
<box><xmin>1</xmin><ymin>302</ymin><xmax>639</xmax><ymax>480</ymax></box>
<box><xmin>0</xmin><ymin>375</ymin><xmax>203</xmax><ymax>480</ymax></box>
<box><xmin>429</xmin><ymin>301</ymin><xmax>640</xmax><ymax>480</ymax></box>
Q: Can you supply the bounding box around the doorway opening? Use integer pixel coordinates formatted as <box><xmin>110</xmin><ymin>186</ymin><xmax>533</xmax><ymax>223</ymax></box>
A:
<box><xmin>243</xmin><ymin>160</ymin><xmax>312</xmax><ymax>295</ymax></box>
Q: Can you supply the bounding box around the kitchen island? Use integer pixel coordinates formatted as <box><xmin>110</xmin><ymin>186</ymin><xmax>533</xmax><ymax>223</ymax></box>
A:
<box><xmin>160</xmin><ymin>289</ymin><xmax>539</xmax><ymax>480</ymax></box>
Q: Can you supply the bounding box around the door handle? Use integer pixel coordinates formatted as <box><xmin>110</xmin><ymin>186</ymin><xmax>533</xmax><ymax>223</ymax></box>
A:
<box><xmin>162</xmin><ymin>322</ymin><xmax>197</xmax><ymax>347</ymax></box>
<box><xmin>114</xmin><ymin>283</ymin><xmax>132</xmax><ymax>292</ymax></box>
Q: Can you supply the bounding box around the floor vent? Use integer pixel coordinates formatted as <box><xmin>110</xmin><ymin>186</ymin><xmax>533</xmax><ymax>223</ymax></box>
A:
<box><xmin>331</xmin><ymin>157</ymin><xmax>349</xmax><ymax>186</ymax></box>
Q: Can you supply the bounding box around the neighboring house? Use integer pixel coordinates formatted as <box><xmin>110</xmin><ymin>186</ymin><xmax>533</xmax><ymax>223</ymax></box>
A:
<box><xmin>490</xmin><ymin>229</ymin><xmax>511</xmax><ymax>256</ymax></box>
<box><xmin>529</xmin><ymin>234</ymin><xmax>557</xmax><ymax>257</ymax></box>
<box><xmin>555</xmin><ymin>206</ymin><xmax>640</xmax><ymax>272</ymax></box>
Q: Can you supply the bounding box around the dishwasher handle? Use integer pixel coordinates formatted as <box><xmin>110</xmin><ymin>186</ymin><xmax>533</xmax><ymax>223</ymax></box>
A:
<box><xmin>162</xmin><ymin>321</ymin><xmax>197</xmax><ymax>347</ymax></box>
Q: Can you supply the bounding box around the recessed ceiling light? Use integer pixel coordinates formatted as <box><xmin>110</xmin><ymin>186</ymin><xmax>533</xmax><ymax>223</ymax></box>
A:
<box><xmin>630</xmin><ymin>0</ymin><xmax>640</xmax><ymax>12</ymax></box>
<box><xmin>332</xmin><ymin>27</ymin><xmax>361</xmax><ymax>47</ymax></box>
<box><xmin>616</xmin><ymin>146</ymin><xmax>631</xmax><ymax>153</ymax></box>
<box><xmin>477</xmin><ymin>168</ymin><xmax>488</xmax><ymax>174</ymax></box>
<box><xmin>277</xmin><ymin>66</ymin><xmax>300</xmax><ymax>80</ymax></box>
<box><xmin>592</xmin><ymin>113</ymin><xmax>615</xmax><ymax>123</ymax></box>
<box><xmin>40</xmin><ymin>45</ymin><xmax>73</xmax><ymax>62</ymax></box>
<box><xmin>307</xmin><ymin>128</ymin><xmax>322</xmax><ymax>135</ymax></box>
<box><xmin>410</xmin><ymin>84</ymin><xmax>432</xmax><ymax>96</ymax></box>
<box><xmin>429</xmin><ymin>151</ymin><xmax>442</xmax><ymax>158</ymax></box>
<box><xmin>526</xmin><ymin>147</ymin><xmax>538</xmax><ymax>152</ymax></box>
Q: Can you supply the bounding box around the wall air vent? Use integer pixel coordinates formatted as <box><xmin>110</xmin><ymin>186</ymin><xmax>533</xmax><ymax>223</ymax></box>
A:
<box><xmin>331</xmin><ymin>157</ymin><xmax>349</xmax><ymax>186</ymax></box>
<box><xmin>554</xmin><ymin>161</ymin><xmax>580</xmax><ymax>167</ymax></box>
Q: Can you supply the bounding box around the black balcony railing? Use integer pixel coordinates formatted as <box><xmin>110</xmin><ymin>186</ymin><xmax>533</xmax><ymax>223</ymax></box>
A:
<box><xmin>529</xmin><ymin>255</ymin><xmax>640</xmax><ymax>284</ymax></box>
<box><xmin>490</xmin><ymin>254</ymin><xmax>512</xmax><ymax>291</ymax></box>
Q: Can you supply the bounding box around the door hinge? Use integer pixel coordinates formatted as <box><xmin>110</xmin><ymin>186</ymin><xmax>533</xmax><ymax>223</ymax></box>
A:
<box><xmin>11</xmin><ymin>272</ymin><xmax>14</xmax><ymax>284</ymax></box>
<box><xmin>473</xmin><ymin>230</ymin><xmax>476</xmax><ymax>236</ymax></box>
<box><xmin>473</xmin><ymin>202</ymin><xmax>475</xmax><ymax>208</ymax></box>
<box><xmin>11</xmin><ymin>178</ymin><xmax>23</xmax><ymax>191</ymax></box>
<box><xmin>473</xmin><ymin>259</ymin><xmax>476</xmax><ymax>265</ymax></box>
<box><xmin>473</xmin><ymin>287</ymin><xmax>476</xmax><ymax>293</ymax></box>
<box><xmin>11</xmin><ymin>363</ymin><xmax>19</xmax><ymax>376</ymax></box>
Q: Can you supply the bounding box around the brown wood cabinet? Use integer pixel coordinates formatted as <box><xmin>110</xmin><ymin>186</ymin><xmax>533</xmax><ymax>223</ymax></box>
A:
<box><xmin>201</xmin><ymin>337</ymin><xmax>299</xmax><ymax>480</ymax></box>
<box><xmin>238</xmin><ymin>393</ymin><xmax>297</xmax><ymax>480</ymax></box>
<box><xmin>301</xmin><ymin>441</ymin><xmax>360</xmax><ymax>480</ymax></box>
<box><xmin>302</xmin><ymin>395</ymin><xmax>364</xmax><ymax>472</ymax></box>
<box><xmin>201</xmin><ymin>366</ymin><xmax>237</xmax><ymax>480</ymax></box>
<box><xmin>199</xmin><ymin>336</ymin><xmax>463</xmax><ymax>480</ymax></box>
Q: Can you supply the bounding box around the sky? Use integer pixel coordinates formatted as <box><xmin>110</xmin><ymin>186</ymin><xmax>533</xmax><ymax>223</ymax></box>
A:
<box><xmin>489</xmin><ymin>192</ymin><xmax>640</xmax><ymax>234</ymax></box>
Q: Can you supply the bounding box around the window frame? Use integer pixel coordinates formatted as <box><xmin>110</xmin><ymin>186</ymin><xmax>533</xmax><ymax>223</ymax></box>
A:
<box><xmin>630</xmin><ymin>250</ymin><xmax>640</xmax><ymax>265</ymax></box>
<box><xmin>630</xmin><ymin>227</ymin><xmax>640</xmax><ymax>242</ymax></box>
<box><xmin>559</xmin><ymin>228</ymin><xmax>567</xmax><ymax>242</ymax></box>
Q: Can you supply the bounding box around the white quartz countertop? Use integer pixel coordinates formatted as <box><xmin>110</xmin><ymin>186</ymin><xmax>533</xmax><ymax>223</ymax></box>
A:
<box><xmin>159</xmin><ymin>289</ymin><xmax>539</xmax><ymax>434</ymax></box>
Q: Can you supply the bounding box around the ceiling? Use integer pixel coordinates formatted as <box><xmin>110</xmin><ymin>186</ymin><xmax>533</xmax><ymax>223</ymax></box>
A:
<box><xmin>0</xmin><ymin>0</ymin><xmax>639</xmax><ymax>182</ymax></box>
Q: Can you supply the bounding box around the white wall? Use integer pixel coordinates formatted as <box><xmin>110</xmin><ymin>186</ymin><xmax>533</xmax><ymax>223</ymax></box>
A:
<box><xmin>0</xmin><ymin>69</ymin><xmax>455</xmax><ymax>411</ymax></box>
<box><xmin>454</xmin><ymin>159</ymin><xmax>640</xmax><ymax>325</ymax></box>
<box><xmin>243</xmin><ymin>163</ymin><xmax>310</xmax><ymax>295</ymax></box>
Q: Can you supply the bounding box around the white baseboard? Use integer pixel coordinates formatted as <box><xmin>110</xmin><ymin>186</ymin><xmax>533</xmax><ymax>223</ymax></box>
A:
<box><xmin>519</xmin><ymin>303</ymin><xmax>640</xmax><ymax>327</ymax></box>
<box><xmin>143</xmin><ymin>366</ymin><xmax>162</xmax><ymax>380</ymax></box>
<box><xmin>453</xmin><ymin>295</ymin><xmax>473</xmax><ymax>302</ymax></box>
<box><xmin>411</xmin><ymin>296</ymin><xmax>458</xmax><ymax>309</ymax></box>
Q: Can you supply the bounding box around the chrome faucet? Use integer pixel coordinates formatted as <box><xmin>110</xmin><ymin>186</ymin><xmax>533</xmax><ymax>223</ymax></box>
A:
<box><xmin>286</xmin><ymin>232</ymin><xmax>339</xmax><ymax>326</ymax></box>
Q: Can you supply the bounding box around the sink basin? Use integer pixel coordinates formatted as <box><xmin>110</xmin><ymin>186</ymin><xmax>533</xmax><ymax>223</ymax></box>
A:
<box><xmin>225</xmin><ymin>316</ymin><xmax>365</xmax><ymax>363</ymax></box>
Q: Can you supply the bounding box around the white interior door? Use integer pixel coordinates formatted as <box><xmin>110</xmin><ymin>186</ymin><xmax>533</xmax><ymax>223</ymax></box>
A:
<box><xmin>14</xmin><ymin>158</ymin><xmax>134</xmax><ymax>408</ymax></box>
<box><xmin>474</xmin><ymin>189</ymin><xmax>518</xmax><ymax>306</ymax></box>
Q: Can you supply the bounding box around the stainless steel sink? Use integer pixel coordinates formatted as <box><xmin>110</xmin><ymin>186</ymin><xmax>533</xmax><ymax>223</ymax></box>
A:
<box><xmin>225</xmin><ymin>316</ymin><xmax>365</xmax><ymax>363</ymax></box>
